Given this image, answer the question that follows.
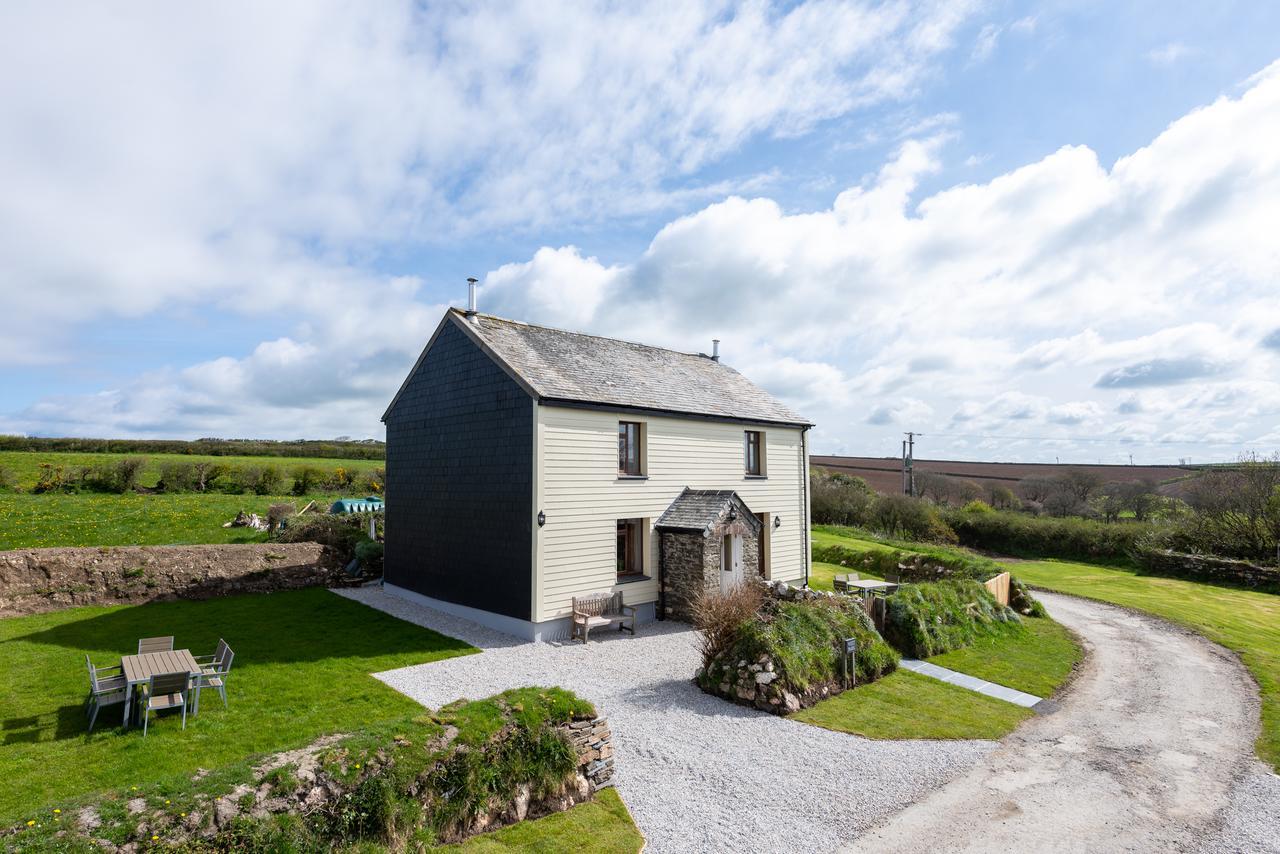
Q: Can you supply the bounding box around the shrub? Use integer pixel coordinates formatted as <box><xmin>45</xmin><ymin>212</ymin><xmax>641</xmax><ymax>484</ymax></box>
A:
<box><xmin>275</xmin><ymin>513</ymin><xmax>371</xmax><ymax>564</ymax></box>
<box><xmin>32</xmin><ymin>463</ymin><xmax>67</xmax><ymax>493</ymax></box>
<box><xmin>157</xmin><ymin>460</ymin><xmax>224</xmax><ymax>493</ymax></box>
<box><xmin>869</xmin><ymin>493</ymin><xmax>957</xmax><ymax>543</ymax></box>
<box><xmin>0</xmin><ymin>464</ymin><xmax>16</xmax><ymax>493</ymax></box>
<box><xmin>810</xmin><ymin>470</ymin><xmax>876</xmax><ymax>526</ymax></box>
<box><xmin>691</xmin><ymin>582</ymin><xmax>764</xmax><ymax>670</ymax></box>
<box><xmin>112</xmin><ymin>457</ymin><xmax>147</xmax><ymax>493</ymax></box>
<box><xmin>222</xmin><ymin>464</ymin><xmax>285</xmax><ymax>495</ymax></box>
<box><xmin>355</xmin><ymin>540</ymin><xmax>384</xmax><ymax>573</ymax></box>
<box><xmin>882</xmin><ymin>579</ymin><xmax>1022</xmax><ymax>658</ymax></box>
<box><xmin>290</xmin><ymin>465</ymin><xmax>328</xmax><ymax>496</ymax></box>
<box><xmin>962</xmin><ymin>500</ymin><xmax>994</xmax><ymax>514</ymax></box>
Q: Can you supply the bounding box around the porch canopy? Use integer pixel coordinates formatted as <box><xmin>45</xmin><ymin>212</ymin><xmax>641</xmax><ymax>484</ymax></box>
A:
<box><xmin>654</xmin><ymin>488</ymin><xmax>761</xmax><ymax>537</ymax></box>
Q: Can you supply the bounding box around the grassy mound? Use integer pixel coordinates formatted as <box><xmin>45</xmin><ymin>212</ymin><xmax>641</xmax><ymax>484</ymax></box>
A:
<box><xmin>883</xmin><ymin>580</ymin><xmax>1023</xmax><ymax>658</ymax></box>
<box><xmin>697</xmin><ymin>592</ymin><xmax>898</xmax><ymax>713</ymax></box>
<box><xmin>5</xmin><ymin>688</ymin><xmax>606</xmax><ymax>852</ymax></box>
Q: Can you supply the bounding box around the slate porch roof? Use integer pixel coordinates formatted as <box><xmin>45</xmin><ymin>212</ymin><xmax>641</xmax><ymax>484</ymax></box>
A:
<box><xmin>386</xmin><ymin>308</ymin><xmax>812</xmax><ymax>427</ymax></box>
<box><xmin>654</xmin><ymin>488</ymin><xmax>762</xmax><ymax>535</ymax></box>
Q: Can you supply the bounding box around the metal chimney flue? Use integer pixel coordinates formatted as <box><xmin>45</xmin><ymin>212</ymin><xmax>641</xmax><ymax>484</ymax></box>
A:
<box><xmin>465</xmin><ymin>277</ymin><xmax>478</xmax><ymax>321</ymax></box>
<box><xmin>711</xmin><ymin>339</ymin><xmax>720</xmax><ymax>361</ymax></box>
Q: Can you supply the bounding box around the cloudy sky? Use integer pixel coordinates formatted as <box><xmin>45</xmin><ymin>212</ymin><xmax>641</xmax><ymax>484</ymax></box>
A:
<box><xmin>2</xmin><ymin>1</ymin><xmax>1279</xmax><ymax>464</ymax></box>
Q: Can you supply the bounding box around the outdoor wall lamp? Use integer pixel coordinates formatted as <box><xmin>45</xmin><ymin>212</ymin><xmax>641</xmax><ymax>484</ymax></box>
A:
<box><xmin>537</xmin><ymin>510</ymin><xmax>546</xmax><ymax>527</ymax></box>
<box><xmin>774</xmin><ymin>516</ymin><xmax>782</xmax><ymax>529</ymax></box>
<box><xmin>727</xmin><ymin>507</ymin><xmax>738</xmax><ymax>522</ymax></box>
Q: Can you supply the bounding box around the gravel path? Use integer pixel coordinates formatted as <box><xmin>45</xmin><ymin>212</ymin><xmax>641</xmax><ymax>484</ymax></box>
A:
<box><xmin>338</xmin><ymin>587</ymin><xmax>994</xmax><ymax>853</ymax></box>
<box><xmin>846</xmin><ymin>592</ymin><xmax>1278</xmax><ymax>853</ymax></box>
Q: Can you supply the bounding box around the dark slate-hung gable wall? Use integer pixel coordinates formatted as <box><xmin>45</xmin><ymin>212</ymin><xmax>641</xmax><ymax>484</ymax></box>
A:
<box><xmin>384</xmin><ymin>320</ymin><xmax>533</xmax><ymax>620</ymax></box>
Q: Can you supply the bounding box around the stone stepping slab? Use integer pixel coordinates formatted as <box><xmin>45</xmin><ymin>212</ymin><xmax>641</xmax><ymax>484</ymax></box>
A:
<box><xmin>898</xmin><ymin>659</ymin><xmax>1045</xmax><ymax>709</ymax></box>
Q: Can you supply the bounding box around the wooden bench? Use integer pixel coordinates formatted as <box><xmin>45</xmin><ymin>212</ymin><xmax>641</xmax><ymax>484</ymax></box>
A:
<box><xmin>571</xmin><ymin>592</ymin><xmax>637</xmax><ymax>644</ymax></box>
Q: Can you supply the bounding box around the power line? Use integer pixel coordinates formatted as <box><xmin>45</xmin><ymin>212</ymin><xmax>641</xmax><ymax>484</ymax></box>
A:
<box><xmin>925</xmin><ymin>431</ymin><xmax>1254</xmax><ymax>447</ymax></box>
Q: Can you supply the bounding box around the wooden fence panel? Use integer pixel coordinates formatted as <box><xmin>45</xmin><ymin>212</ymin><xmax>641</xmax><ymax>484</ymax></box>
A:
<box><xmin>984</xmin><ymin>572</ymin><xmax>1011</xmax><ymax>606</ymax></box>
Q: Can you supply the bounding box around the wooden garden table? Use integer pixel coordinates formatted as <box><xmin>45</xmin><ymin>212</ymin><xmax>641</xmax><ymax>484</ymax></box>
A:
<box><xmin>119</xmin><ymin>649</ymin><xmax>200</xmax><ymax>728</ymax></box>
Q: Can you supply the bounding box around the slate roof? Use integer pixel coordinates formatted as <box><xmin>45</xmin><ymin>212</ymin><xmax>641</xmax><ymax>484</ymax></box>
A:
<box><xmin>654</xmin><ymin>488</ymin><xmax>761</xmax><ymax>533</ymax></box>
<box><xmin>455</xmin><ymin>310</ymin><xmax>811</xmax><ymax>427</ymax></box>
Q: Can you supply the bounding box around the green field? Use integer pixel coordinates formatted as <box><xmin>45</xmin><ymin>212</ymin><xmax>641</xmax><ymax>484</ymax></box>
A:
<box><xmin>0</xmin><ymin>588</ymin><xmax>477</xmax><ymax>824</ymax></box>
<box><xmin>0</xmin><ymin>449</ymin><xmax>382</xmax><ymax>492</ymax></box>
<box><xmin>0</xmin><ymin>493</ymin><xmax>345</xmax><ymax>549</ymax></box>
<box><xmin>1014</xmin><ymin>558</ymin><xmax>1280</xmax><ymax>772</ymax></box>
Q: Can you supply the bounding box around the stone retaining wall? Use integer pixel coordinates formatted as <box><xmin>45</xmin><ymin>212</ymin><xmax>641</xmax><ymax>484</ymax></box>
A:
<box><xmin>1134</xmin><ymin>548</ymin><xmax>1280</xmax><ymax>592</ymax></box>
<box><xmin>0</xmin><ymin>543</ymin><xmax>344</xmax><ymax>617</ymax></box>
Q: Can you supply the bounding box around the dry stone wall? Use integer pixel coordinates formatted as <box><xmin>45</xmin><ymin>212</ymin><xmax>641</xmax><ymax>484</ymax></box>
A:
<box><xmin>0</xmin><ymin>543</ymin><xmax>344</xmax><ymax>616</ymax></box>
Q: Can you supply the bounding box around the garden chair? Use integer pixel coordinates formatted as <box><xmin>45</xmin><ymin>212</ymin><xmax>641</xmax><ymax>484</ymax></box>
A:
<box><xmin>138</xmin><ymin>636</ymin><xmax>174</xmax><ymax>654</ymax></box>
<box><xmin>84</xmin><ymin>654</ymin><xmax>127</xmax><ymax>733</ymax></box>
<box><xmin>832</xmin><ymin>573</ymin><xmax>859</xmax><ymax>593</ymax></box>
<box><xmin>141</xmin><ymin>671</ymin><xmax>190</xmax><ymax>736</ymax></box>
<box><xmin>192</xmin><ymin>639</ymin><xmax>234</xmax><ymax>714</ymax></box>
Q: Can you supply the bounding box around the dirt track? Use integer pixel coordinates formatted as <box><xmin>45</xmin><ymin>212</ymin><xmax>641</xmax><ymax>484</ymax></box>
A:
<box><xmin>846</xmin><ymin>592</ymin><xmax>1265</xmax><ymax>853</ymax></box>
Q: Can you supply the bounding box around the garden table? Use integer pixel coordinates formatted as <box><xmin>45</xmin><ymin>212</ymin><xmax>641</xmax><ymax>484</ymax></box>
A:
<box><xmin>119</xmin><ymin>649</ymin><xmax>200</xmax><ymax>729</ymax></box>
<box><xmin>846</xmin><ymin>579</ymin><xmax>899</xmax><ymax>595</ymax></box>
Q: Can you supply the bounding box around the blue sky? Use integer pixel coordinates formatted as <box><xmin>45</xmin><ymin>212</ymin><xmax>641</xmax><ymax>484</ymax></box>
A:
<box><xmin>2</xmin><ymin>1</ymin><xmax>1279</xmax><ymax>463</ymax></box>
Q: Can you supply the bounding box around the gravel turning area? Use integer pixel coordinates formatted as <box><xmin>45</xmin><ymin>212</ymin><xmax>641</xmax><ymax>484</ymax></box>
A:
<box><xmin>337</xmin><ymin>587</ymin><xmax>994</xmax><ymax>853</ymax></box>
<box><xmin>847</xmin><ymin>592</ymin><xmax>1278</xmax><ymax>853</ymax></box>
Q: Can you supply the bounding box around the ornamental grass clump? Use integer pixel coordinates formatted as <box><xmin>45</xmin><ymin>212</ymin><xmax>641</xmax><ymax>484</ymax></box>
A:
<box><xmin>882</xmin><ymin>579</ymin><xmax>1023</xmax><ymax>659</ymax></box>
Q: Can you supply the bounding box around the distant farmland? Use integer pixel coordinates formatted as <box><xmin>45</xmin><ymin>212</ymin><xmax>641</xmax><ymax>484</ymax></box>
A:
<box><xmin>811</xmin><ymin>455</ymin><xmax>1201</xmax><ymax>495</ymax></box>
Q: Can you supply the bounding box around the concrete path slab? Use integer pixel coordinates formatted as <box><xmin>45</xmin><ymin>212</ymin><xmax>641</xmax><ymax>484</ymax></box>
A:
<box><xmin>898</xmin><ymin>658</ymin><xmax>1043</xmax><ymax>708</ymax></box>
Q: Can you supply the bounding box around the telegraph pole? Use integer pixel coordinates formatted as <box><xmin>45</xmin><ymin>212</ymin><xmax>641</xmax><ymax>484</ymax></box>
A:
<box><xmin>903</xmin><ymin>432</ymin><xmax>919</xmax><ymax>497</ymax></box>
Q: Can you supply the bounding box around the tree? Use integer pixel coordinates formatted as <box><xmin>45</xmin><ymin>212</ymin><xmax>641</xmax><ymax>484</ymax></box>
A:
<box><xmin>1060</xmin><ymin>468</ymin><xmax>1104</xmax><ymax>504</ymax></box>
<box><xmin>1018</xmin><ymin>476</ymin><xmax>1056</xmax><ymax>504</ymax></box>
<box><xmin>986</xmin><ymin>484</ymin><xmax>1020</xmax><ymax>511</ymax></box>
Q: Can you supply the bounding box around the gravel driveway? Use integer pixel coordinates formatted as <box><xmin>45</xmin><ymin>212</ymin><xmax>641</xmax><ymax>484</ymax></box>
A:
<box><xmin>846</xmin><ymin>592</ymin><xmax>1280</xmax><ymax>853</ymax></box>
<box><xmin>338</xmin><ymin>587</ymin><xmax>993</xmax><ymax>853</ymax></box>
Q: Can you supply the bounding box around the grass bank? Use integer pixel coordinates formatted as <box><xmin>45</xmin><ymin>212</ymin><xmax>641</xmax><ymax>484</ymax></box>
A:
<box><xmin>1014</xmin><ymin>558</ymin><xmax>1280</xmax><ymax>772</ymax></box>
<box><xmin>0</xmin><ymin>588</ymin><xmax>476</xmax><ymax>822</ymax></box>
<box><xmin>0</xmin><ymin>493</ymin><xmax>343</xmax><ymax>549</ymax></box>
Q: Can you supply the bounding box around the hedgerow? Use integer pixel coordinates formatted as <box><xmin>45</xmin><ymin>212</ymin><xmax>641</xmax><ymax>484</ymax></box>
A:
<box><xmin>942</xmin><ymin>508</ymin><xmax>1154</xmax><ymax>564</ymax></box>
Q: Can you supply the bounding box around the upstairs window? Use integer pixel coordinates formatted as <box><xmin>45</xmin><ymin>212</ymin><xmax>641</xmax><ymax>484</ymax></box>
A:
<box><xmin>744</xmin><ymin>430</ymin><xmax>763</xmax><ymax>476</ymax></box>
<box><xmin>618</xmin><ymin>421</ymin><xmax>644</xmax><ymax>476</ymax></box>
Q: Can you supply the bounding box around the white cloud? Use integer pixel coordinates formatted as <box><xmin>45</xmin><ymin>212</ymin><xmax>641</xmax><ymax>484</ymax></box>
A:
<box><xmin>5</xmin><ymin>9</ymin><xmax>1280</xmax><ymax>464</ymax></box>
<box><xmin>1147</xmin><ymin>42</ymin><xmax>1195</xmax><ymax>66</ymax></box>
<box><xmin>0</xmin><ymin>0</ymin><xmax>978</xmax><ymax>367</ymax></box>
<box><xmin>479</xmin><ymin>61</ymin><xmax>1280</xmax><ymax>461</ymax></box>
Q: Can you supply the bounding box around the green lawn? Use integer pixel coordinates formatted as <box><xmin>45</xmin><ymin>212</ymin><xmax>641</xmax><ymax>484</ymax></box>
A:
<box><xmin>0</xmin><ymin>492</ymin><xmax>346</xmax><ymax>549</ymax></box>
<box><xmin>0</xmin><ymin>449</ymin><xmax>382</xmax><ymax>491</ymax></box>
<box><xmin>793</xmin><ymin>670</ymin><xmax>1033</xmax><ymax>739</ymax></box>
<box><xmin>1013</xmin><ymin>558</ymin><xmax>1280</xmax><ymax>772</ymax></box>
<box><xmin>928</xmin><ymin>615</ymin><xmax>1082</xmax><ymax>697</ymax></box>
<box><xmin>793</xmin><ymin>615</ymin><xmax>1079</xmax><ymax>740</ymax></box>
<box><xmin>438</xmin><ymin>788</ymin><xmax>643</xmax><ymax>853</ymax></box>
<box><xmin>0</xmin><ymin>588</ymin><xmax>477</xmax><ymax>823</ymax></box>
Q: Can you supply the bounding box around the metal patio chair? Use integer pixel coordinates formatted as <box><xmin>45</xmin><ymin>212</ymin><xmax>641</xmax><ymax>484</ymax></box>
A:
<box><xmin>192</xmin><ymin>639</ymin><xmax>234</xmax><ymax>714</ymax></box>
<box><xmin>137</xmin><ymin>636</ymin><xmax>174</xmax><ymax>654</ymax></box>
<box><xmin>85</xmin><ymin>654</ymin><xmax>127</xmax><ymax>733</ymax></box>
<box><xmin>141</xmin><ymin>671</ymin><xmax>190</xmax><ymax>736</ymax></box>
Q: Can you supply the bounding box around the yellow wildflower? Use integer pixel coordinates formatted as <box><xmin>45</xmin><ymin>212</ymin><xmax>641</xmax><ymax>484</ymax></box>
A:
<box><xmin>26</xmin><ymin>820</ymin><xmax>35</xmax><ymax>826</ymax></box>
